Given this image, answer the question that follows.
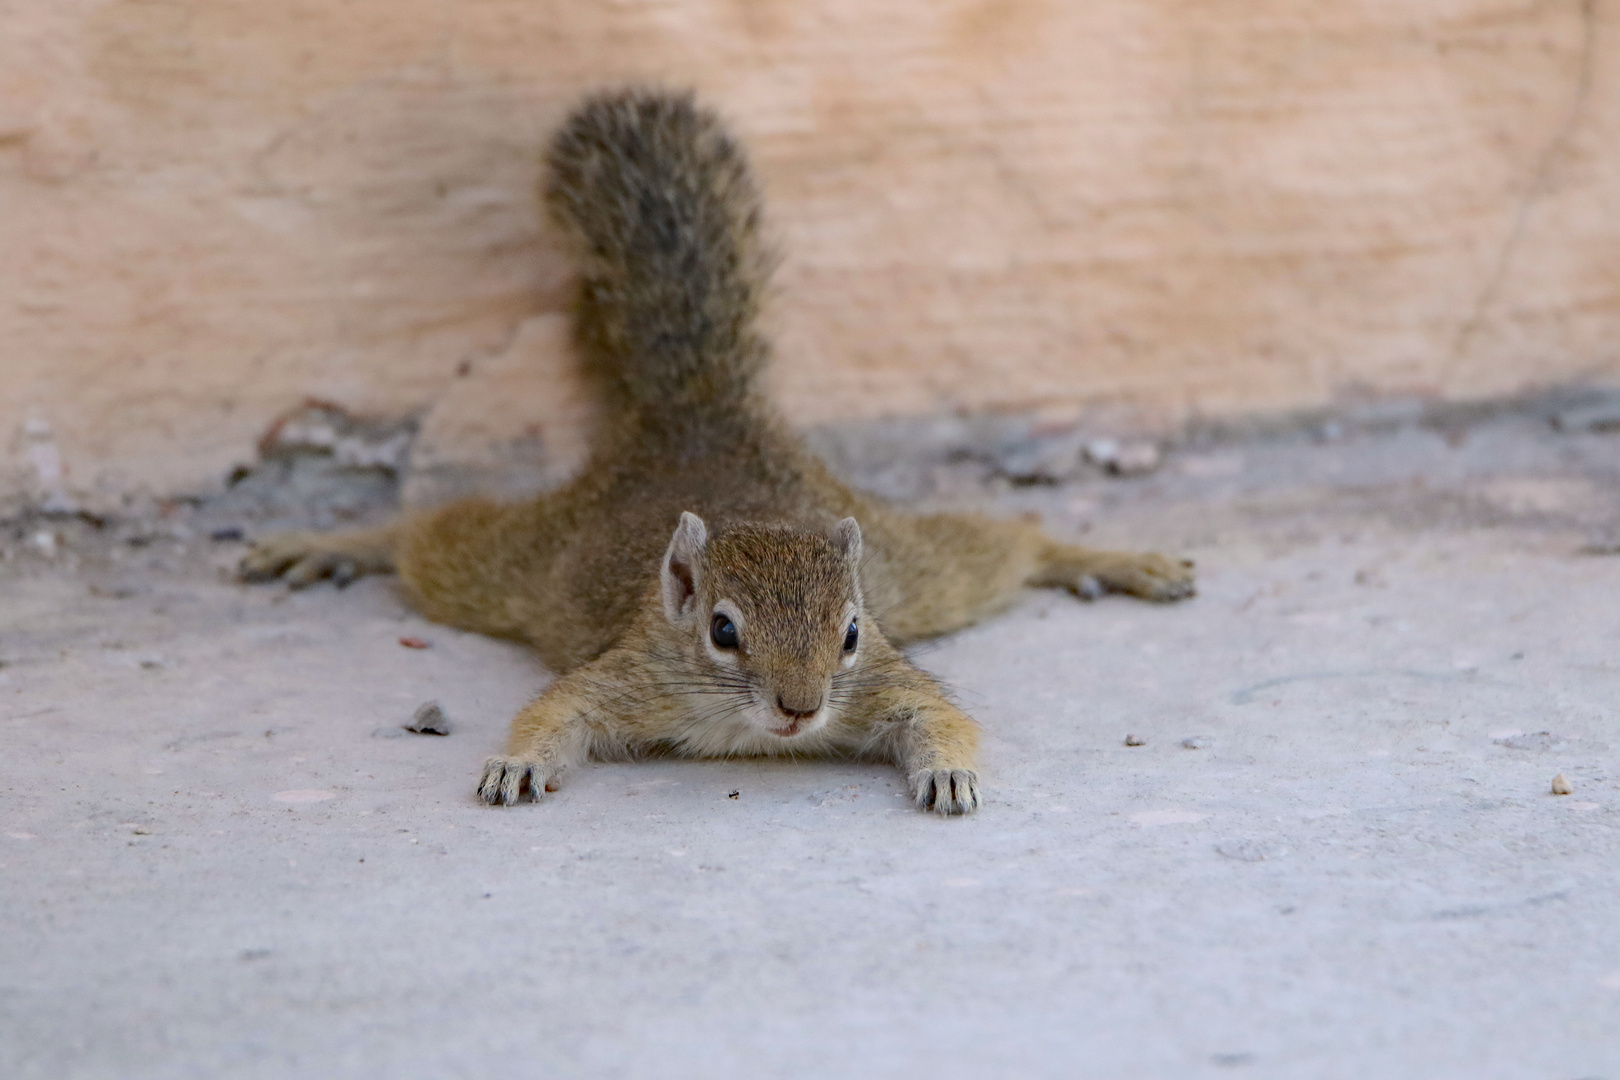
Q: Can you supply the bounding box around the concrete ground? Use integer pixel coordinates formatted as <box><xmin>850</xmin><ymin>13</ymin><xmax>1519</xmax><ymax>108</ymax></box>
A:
<box><xmin>2</xmin><ymin>410</ymin><xmax>1618</xmax><ymax>1079</ymax></box>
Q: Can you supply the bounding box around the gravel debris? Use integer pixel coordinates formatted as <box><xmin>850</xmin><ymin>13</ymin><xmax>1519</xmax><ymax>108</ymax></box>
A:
<box><xmin>405</xmin><ymin>701</ymin><xmax>452</xmax><ymax>736</ymax></box>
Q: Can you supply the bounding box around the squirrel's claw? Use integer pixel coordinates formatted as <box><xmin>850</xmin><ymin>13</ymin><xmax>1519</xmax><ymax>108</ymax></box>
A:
<box><xmin>478</xmin><ymin>756</ymin><xmax>557</xmax><ymax>806</ymax></box>
<box><xmin>911</xmin><ymin>768</ymin><xmax>981</xmax><ymax>815</ymax></box>
<box><xmin>237</xmin><ymin>528</ymin><xmax>394</xmax><ymax>589</ymax></box>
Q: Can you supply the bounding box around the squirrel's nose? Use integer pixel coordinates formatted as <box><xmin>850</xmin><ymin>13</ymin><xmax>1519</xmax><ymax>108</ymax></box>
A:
<box><xmin>776</xmin><ymin>693</ymin><xmax>821</xmax><ymax>720</ymax></box>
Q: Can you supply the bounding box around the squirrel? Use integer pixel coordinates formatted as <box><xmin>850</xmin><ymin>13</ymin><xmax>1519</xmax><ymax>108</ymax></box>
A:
<box><xmin>239</xmin><ymin>87</ymin><xmax>1196</xmax><ymax>815</ymax></box>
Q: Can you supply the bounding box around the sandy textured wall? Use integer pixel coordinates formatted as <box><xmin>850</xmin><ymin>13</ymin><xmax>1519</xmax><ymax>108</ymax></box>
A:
<box><xmin>3</xmin><ymin>0</ymin><xmax>1617</xmax><ymax>509</ymax></box>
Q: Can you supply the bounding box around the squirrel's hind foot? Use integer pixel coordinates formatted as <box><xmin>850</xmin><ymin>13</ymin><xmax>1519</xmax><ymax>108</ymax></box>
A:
<box><xmin>1092</xmin><ymin>552</ymin><xmax>1197</xmax><ymax>603</ymax></box>
<box><xmin>237</xmin><ymin>527</ymin><xmax>397</xmax><ymax>590</ymax></box>
<box><xmin>1037</xmin><ymin>546</ymin><xmax>1196</xmax><ymax>604</ymax></box>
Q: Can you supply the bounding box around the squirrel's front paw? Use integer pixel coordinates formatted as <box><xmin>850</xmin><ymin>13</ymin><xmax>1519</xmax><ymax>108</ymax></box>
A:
<box><xmin>910</xmin><ymin>768</ymin><xmax>981</xmax><ymax>815</ymax></box>
<box><xmin>478</xmin><ymin>756</ymin><xmax>561</xmax><ymax>806</ymax></box>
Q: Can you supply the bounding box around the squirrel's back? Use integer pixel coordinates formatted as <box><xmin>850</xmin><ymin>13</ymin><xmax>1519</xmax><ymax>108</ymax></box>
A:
<box><xmin>545</xmin><ymin>88</ymin><xmax>773</xmax><ymax>420</ymax></box>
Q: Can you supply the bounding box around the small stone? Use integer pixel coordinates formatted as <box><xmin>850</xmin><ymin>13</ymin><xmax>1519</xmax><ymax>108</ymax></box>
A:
<box><xmin>1579</xmin><ymin>533</ymin><xmax>1620</xmax><ymax>556</ymax></box>
<box><xmin>398</xmin><ymin>636</ymin><xmax>431</xmax><ymax>649</ymax></box>
<box><xmin>1494</xmin><ymin>731</ymin><xmax>1564</xmax><ymax>752</ymax></box>
<box><xmin>131</xmin><ymin>825</ymin><xmax>152</xmax><ymax>836</ymax></box>
<box><xmin>1181</xmin><ymin>736</ymin><xmax>1214</xmax><ymax>750</ymax></box>
<box><xmin>1084</xmin><ymin>438</ymin><xmax>1161</xmax><ymax>476</ymax></box>
<box><xmin>1124</xmin><ymin>734</ymin><xmax>1146</xmax><ymax>747</ymax></box>
<box><xmin>1211</xmin><ymin>1052</ymin><xmax>1256</xmax><ymax>1068</ymax></box>
<box><xmin>1111</xmin><ymin>441</ymin><xmax>1161</xmax><ymax>476</ymax></box>
<box><xmin>993</xmin><ymin>433</ymin><xmax>1085</xmax><ymax>484</ymax></box>
<box><xmin>1551</xmin><ymin>398</ymin><xmax>1620</xmax><ymax>434</ymax></box>
<box><xmin>1216</xmin><ymin>839</ymin><xmax>1285</xmax><ymax>862</ymax></box>
<box><xmin>1084</xmin><ymin>438</ymin><xmax>1120</xmax><ymax>467</ymax></box>
<box><xmin>1551</xmin><ymin>773</ymin><xmax>1573</xmax><ymax>796</ymax></box>
<box><xmin>405</xmin><ymin>701</ymin><xmax>451</xmax><ymax>736</ymax></box>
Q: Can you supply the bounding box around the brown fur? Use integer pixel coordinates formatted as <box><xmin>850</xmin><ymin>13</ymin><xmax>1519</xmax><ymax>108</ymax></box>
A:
<box><xmin>240</xmin><ymin>88</ymin><xmax>1195</xmax><ymax>814</ymax></box>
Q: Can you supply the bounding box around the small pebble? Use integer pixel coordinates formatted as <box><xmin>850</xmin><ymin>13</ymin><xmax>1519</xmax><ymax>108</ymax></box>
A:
<box><xmin>1084</xmin><ymin>439</ymin><xmax>1162</xmax><ymax>477</ymax></box>
<box><xmin>1124</xmin><ymin>734</ymin><xmax>1146</xmax><ymax>747</ymax></box>
<box><xmin>1580</xmin><ymin>534</ymin><xmax>1620</xmax><ymax>556</ymax></box>
<box><xmin>1494</xmin><ymin>731</ymin><xmax>1564</xmax><ymax>751</ymax></box>
<box><xmin>1111</xmin><ymin>441</ymin><xmax>1161</xmax><ymax>476</ymax></box>
<box><xmin>398</xmin><ymin>636</ymin><xmax>430</xmax><ymax>649</ymax></box>
<box><xmin>1216</xmin><ymin>839</ymin><xmax>1285</xmax><ymax>862</ymax></box>
<box><xmin>1181</xmin><ymin>736</ymin><xmax>1215</xmax><ymax>750</ymax></box>
<box><xmin>405</xmin><ymin>701</ymin><xmax>452</xmax><ymax>736</ymax></box>
<box><xmin>1551</xmin><ymin>773</ymin><xmax>1573</xmax><ymax>796</ymax></box>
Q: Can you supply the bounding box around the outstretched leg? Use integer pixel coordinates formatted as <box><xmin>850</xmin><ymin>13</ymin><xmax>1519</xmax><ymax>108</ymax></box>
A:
<box><xmin>865</xmin><ymin>508</ymin><xmax>1195</xmax><ymax>642</ymax></box>
<box><xmin>239</xmin><ymin>496</ymin><xmax>562</xmax><ymax>642</ymax></box>
<box><xmin>477</xmin><ymin>640</ymin><xmax>678</xmax><ymax>805</ymax></box>
<box><xmin>478</xmin><ymin>664</ymin><xmax>603</xmax><ymax>805</ymax></box>
<box><xmin>843</xmin><ymin>637</ymin><xmax>982</xmax><ymax>815</ymax></box>
<box><xmin>1028</xmin><ymin>538</ymin><xmax>1195</xmax><ymax>603</ymax></box>
<box><xmin>238</xmin><ymin>524</ymin><xmax>399</xmax><ymax>589</ymax></box>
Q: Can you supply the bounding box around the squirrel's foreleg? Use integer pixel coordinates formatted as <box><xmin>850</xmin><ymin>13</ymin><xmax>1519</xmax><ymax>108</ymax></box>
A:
<box><xmin>847</xmin><ymin>640</ymin><xmax>982</xmax><ymax>815</ymax></box>
<box><xmin>479</xmin><ymin>642</ymin><xmax>671</xmax><ymax>805</ymax></box>
<box><xmin>479</xmin><ymin>661</ymin><xmax>620</xmax><ymax>805</ymax></box>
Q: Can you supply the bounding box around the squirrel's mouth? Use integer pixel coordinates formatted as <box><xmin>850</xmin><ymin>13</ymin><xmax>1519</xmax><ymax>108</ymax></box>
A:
<box><xmin>751</xmin><ymin>689</ymin><xmax>829</xmax><ymax>738</ymax></box>
<box><xmin>765</xmin><ymin>705</ymin><xmax>826</xmax><ymax>738</ymax></box>
<box><xmin>768</xmin><ymin>717</ymin><xmax>809</xmax><ymax>737</ymax></box>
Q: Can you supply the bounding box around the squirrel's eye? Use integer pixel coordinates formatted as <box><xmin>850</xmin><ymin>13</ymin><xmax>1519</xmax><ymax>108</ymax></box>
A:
<box><xmin>842</xmin><ymin>618</ymin><xmax>859</xmax><ymax>653</ymax></box>
<box><xmin>710</xmin><ymin>613</ymin><xmax>740</xmax><ymax>649</ymax></box>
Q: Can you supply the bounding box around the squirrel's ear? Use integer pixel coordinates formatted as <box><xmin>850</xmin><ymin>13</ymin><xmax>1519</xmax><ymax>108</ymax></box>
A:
<box><xmin>832</xmin><ymin>517</ymin><xmax>862</xmax><ymax>568</ymax></box>
<box><xmin>661</xmin><ymin>511</ymin><xmax>708</xmax><ymax>625</ymax></box>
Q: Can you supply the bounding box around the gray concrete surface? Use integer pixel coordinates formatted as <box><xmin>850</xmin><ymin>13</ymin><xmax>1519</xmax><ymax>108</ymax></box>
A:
<box><xmin>2</xmin><ymin>413</ymin><xmax>1619</xmax><ymax>1079</ymax></box>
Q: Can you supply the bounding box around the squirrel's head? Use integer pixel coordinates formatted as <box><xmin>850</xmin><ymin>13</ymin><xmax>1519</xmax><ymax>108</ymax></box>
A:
<box><xmin>659</xmin><ymin>512</ymin><xmax>864</xmax><ymax>739</ymax></box>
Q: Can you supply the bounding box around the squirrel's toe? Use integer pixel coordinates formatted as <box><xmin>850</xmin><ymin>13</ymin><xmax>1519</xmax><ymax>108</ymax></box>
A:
<box><xmin>478</xmin><ymin>757</ymin><xmax>554</xmax><ymax>806</ymax></box>
<box><xmin>911</xmin><ymin>768</ymin><xmax>981</xmax><ymax>815</ymax></box>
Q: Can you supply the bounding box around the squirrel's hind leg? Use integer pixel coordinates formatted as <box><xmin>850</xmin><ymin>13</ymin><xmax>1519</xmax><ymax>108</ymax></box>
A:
<box><xmin>238</xmin><ymin>524</ymin><xmax>399</xmax><ymax>589</ymax></box>
<box><xmin>1028</xmin><ymin>540</ymin><xmax>1196</xmax><ymax>603</ymax></box>
<box><xmin>391</xmin><ymin>497</ymin><xmax>561</xmax><ymax>641</ymax></box>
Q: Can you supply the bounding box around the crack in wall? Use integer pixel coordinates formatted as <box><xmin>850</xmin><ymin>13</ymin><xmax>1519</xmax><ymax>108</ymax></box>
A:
<box><xmin>1442</xmin><ymin>0</ymin><xmax>1599</xmax><ymax>385</ymax></box>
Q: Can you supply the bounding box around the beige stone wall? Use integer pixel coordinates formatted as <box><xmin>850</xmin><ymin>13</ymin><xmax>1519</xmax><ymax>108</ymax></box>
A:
<box><xmin>4</xmin><ymin>0</ymin><xmax>1617</xmax><ymax>510</ymax></box>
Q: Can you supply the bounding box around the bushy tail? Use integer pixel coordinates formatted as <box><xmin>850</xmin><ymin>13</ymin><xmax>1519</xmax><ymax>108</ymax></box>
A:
<box><xmin>545</xmin><ymin>88</ymin><xmax>772</xmax><ymax>415</ymax></box>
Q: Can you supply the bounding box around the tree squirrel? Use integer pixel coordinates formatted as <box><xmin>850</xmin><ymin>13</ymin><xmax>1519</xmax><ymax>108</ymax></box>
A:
<box><xmin>240</xmin><ymin>88</ymin><xmax>1195</xmax><ymax>814</ymax></box>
